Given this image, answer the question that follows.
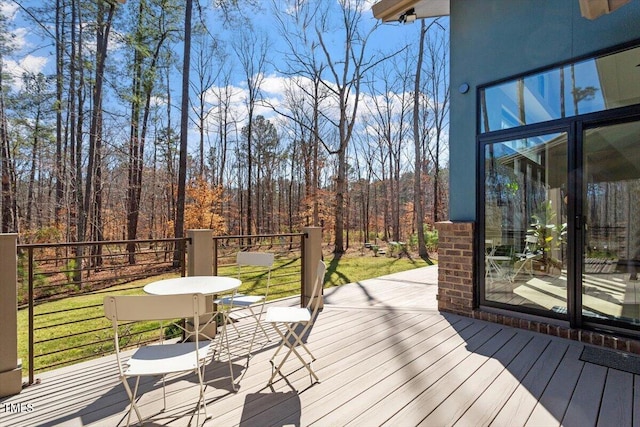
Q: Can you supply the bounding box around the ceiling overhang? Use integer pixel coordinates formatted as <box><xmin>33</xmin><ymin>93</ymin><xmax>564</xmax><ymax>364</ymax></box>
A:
<box><xmin>372</xmin><ymin>0</ymin><xmax>449</xmax><ymax>23</ymax></box>
<box><xmin>372</xmin><ymin>0</ymin><xmax>631</xmax><ymax>23</ymax></box>
<box><xmin>579</xmin><ymin>0</ymin><xmax>631</xmax><ymax>19</ymax></box>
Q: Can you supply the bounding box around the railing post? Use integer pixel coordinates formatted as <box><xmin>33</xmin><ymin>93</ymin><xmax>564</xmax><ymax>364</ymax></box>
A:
<box><xmin>187</xmin><ymin>230</ymin><xmax>214</xmax><ymax>276</ymax></box>
<box><xmin>302</xmin><ymin>227</ymin><xmax>323</xmax><ymax>309</ymax></box>
<box><xmin>186</xmin><ymin>230</ymin><xmax>216</xmax><ymax>339</ymax></box>
<box><xmin>213</xmin><ymin>238</ymin><xmax>218</xmax><ymax>276</ymax></box>
<box><xmin>0</xmin><ymin>233</ymin><xmax>22</xmax><ymax>397</ymax></box>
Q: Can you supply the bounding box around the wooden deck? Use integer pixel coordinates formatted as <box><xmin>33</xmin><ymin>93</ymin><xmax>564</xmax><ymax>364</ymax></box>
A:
<box><xmin>2</xmin><ymin>265</ymin><xmax>639</xmax><ymax>427</ymax></box>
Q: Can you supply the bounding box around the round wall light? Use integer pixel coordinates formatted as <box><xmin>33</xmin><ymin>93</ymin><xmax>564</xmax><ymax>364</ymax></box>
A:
<box><xmin>458</xmin><ymin>83</ymin><xmax>470</xmax><ymax>94</ymax></box>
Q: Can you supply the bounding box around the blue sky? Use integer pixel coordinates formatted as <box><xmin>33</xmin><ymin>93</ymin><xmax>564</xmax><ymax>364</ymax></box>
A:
<box><xmin>1</xmin><ymin>0</ymin><xmax>450</xmax><ymax>169</ymax></box>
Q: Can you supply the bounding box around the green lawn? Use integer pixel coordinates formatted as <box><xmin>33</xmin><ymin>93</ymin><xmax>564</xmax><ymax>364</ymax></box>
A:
<box><xmin>18</xmin><ymin>253</ymin><xmax>433</xmax><ymax>376</ymax></box>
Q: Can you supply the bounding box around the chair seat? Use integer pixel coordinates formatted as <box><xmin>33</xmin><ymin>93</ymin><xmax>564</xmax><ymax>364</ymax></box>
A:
<box><xmin>265</xmin><ymin>306</ymin><xmax>311</xmax><ymax>323</ymax></box>
<box><xmin>515</xmin><ymin>252</ymin><xmax>541</xmax><ymax>260</ymax></box>
<box><xmin>216</xmin><ymin>294</ymin><xmax>264</xmax><ymax>307</ymax></box>
<box><xmin>125</xmin><ymin>341</ymin><xmax>212</xmax><ymax>377</ymax></box>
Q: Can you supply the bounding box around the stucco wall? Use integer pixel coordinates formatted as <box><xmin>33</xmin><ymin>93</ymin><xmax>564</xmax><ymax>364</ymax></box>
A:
<box><xmin>448</xmin><ymin>0</ymin><xmax>640</xmax><ymax>221</ymax></box>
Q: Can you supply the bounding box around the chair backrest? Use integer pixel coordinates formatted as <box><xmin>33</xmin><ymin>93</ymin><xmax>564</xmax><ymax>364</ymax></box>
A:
<box><xmin>307</xmin><ymin>260</ymin><xmax>326</xmax><ymax>316</ymax></box>
<box><xmin>237</xmin><ymin>251</ymin><xmax>275</xmax><ymax>268</ymax></box>
<box><xmin>104</xmin><ymin>293</ymin><xmax>208</xmax><ymax>377</ymax></box>
<box><xmin>524</xmin><ymin>234</ymin><xmax>538</xmax><ymax>252</ymax></box>
<box><xmin>237</xmin><ymin>252</ymin><xmax>275</xmax><ymax>298</ymax></box>
<box><xmin>485</xmin><ymin>239</ymin><xmax>495</xmax><ymax>256</ymax></box>
<box><xmin>104</xmin><ymin>293</ymin><xmax>207</xmax><ymax>322</ymax></box>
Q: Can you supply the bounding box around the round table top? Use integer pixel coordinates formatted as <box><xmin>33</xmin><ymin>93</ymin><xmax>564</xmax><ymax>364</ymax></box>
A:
<box><xmin>143</xmin><ymin>275</ymin><xmax>241</xmax><ymax>296</ymax></box>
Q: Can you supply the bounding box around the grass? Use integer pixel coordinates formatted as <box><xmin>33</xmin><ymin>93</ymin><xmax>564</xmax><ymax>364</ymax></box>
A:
<box><xmin>18</xmin><ymin>252</ymin><xmax>434</xmax><ymax>377</ymax></box>
<box><xmin>323</xmin><ymin>253</ymin><xmax>433</xmax><ymax>288</ymax></box>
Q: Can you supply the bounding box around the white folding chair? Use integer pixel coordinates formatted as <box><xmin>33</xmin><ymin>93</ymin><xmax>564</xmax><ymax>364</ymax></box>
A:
<box><xmin>513</xmin><ymin>234</ymin><xmax>542</xmax><ymax>279</ymax></box>
<box><xmin>265</xmin><ymin>260</ymin><xmax>326</xmax><ymax>387</ymax></box>
<box><xmin>103</xmin><ymin>293</ymin><xmax>213</xmax><ymax>427</ymax></box>
<box><xmin>216</xmin><ymin>252</ymin><xmax>275</xmax><ymax>356</ymax></box>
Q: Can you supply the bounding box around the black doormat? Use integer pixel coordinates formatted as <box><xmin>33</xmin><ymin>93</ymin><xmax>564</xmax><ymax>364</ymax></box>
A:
<box><xmin>580</xmin><ymin>346</ymin><xmax>640</xmax><ymax>375</ymax></box>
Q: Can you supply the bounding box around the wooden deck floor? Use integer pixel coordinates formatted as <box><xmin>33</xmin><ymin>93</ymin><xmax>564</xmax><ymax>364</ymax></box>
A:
<box><xmin>2</xmin><ymin>265</ymin><xmax>639</xmax><ymax>427</ymax></box>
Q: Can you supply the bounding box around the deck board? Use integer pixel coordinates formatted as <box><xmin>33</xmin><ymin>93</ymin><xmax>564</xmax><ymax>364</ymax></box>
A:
<box><xmin>303</xmin><ymin>317</ymin><xmax>478</xmax><ymax>426</ymax></box>
<box><xmin>380</xmin><ymin>328</ymin><xmax>520</xmax><ymax>426</ymax></box>
<box><xmin>417</xmin><ymin>330</ymin><xmax>534</xmax><ymax>426</ymax></box>
<box><xmin>491</xmin><ymin>340</ymin><xmax>570</xmax><ymax>426</ymax></box>
<box><xmin>562</xmin><ymin>362</ymin><xmax>607</xmax><ymax>427</ymax></box>
<box><xmin>525</xmin><ymin>344</ymin><xmax>585</xmax><ymax>427</ymax></box>
<box><xmin>454</xmin><ymin>335</ymin><xmax>551</xmax><ymax>426</ymax></box>
<box><xmin>597</xmin><ymin>369</ymin><xmax>634</xmax><ymax>427</ymax></box>
<box><xmin>1</xmin><ymin>265</ymin><xmax>638</xmax><ymax>427</ymax></box>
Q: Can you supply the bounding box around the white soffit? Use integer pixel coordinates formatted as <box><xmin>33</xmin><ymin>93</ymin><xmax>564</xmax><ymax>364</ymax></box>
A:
<box><xmin>372</xmin><ymin>0</ymin><xmax>450</xmax><ymax>22</ymax></box>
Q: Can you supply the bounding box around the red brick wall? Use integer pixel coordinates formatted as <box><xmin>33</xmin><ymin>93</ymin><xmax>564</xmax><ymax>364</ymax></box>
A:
<box><xmin>435</xmin><ymin>221</ymin><xmax>475</xmax><ymax>316</ymax></box>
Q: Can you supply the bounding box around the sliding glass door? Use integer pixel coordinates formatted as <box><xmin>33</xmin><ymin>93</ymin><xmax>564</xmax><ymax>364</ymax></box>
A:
<box><xmin>479</xmin><ymin>42</ymin><xmax>640</xmax><ymax>335</ymax></box>
<box><xmin>483</xmin><ymin>131</ymin><xmax>568</xmax><ymax>316</ymax></box>
<box><xmin>581</xmin><ymin>120</ymin><xmax>640</xmax><ymax>328</ymax></box>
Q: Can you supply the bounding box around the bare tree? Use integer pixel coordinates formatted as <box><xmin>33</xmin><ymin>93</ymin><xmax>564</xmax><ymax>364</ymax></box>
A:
<box><xmin>126</xmin><ymin>0</ymin><xmax>177</xmax><ymax>263</ymax></box>
<box><xmin>366</xmin><ymin>59</ymin><xmax>411</xmax><ymax>243</ymax></box>
<box><xmin>174</xmin><ymin>0</ymin><xmax>192</xmax><ymax>263</ymax></box>
<box><xmin>233</xmin><ymin>29</ymin><xmax>269</xmax><ymax>241</ymax></box>
<box><xmin>421</xmin><ymin>23</ymin><xmax>449</xmax><ymax>223</ymax></box>
<box><xmin>413</xmin><ymin>19</ymin><xmax>428</xmax><ymax>258</ymax></box>
<box><xmin>315</xmin><ymin>0</ymin><xmax>381</xmax><ymax>253</ymax></box>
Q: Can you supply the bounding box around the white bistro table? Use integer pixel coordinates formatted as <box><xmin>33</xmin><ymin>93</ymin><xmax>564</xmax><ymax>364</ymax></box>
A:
<box><xmin>143</xmin><ymin>275</ymin><xmax>242</xmax><ymax>339</ymax></box>
<box><xmin>143</xmin><ymin>275</ymin><xmax>241</xmax><ymax>297</ymax></box>
<box><xmin>144</xmin><ymin>275</ymin><xmax>242</xmax><ymax>390</ymax></box>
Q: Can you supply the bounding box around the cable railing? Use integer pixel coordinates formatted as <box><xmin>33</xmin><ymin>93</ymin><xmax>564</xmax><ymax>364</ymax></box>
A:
<box><xmin>18</xmin><ymin>238</ymin><xmax>188</xmax><ymax>386</ymax></box>
<box><xmin>17</xmin><ymin>233</ymin><xmax>305</xmax><ymax>386</ymax></box>
<box><xmin>213</xmin><ymin>233</ymin><xmax>306</xmax><ymax>303</ymax></box>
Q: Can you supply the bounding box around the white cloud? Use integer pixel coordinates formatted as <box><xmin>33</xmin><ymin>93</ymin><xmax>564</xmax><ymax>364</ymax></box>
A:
<box><xmin>341</xmin><ymin>0</ymin><xmax>375</xmax><ymax>14</ymax></box>
<box><xmin>10</xmin><ymin>27</ymin><xmax>29</xmax><ymax>50</ymax></box>
<box><xmin>4</xmin><ymin>55</ymin><xmax>48</xmax><ymax>90</ymax></box>
<box><xmin>0</xmin><ymin>1</ymin><xmax>19</xmax><ymax>18</ymax></box>
<box><xmin>261</xmin><ymin>74</ymin><xmax>289</xmax><ymax>98</ymax></box>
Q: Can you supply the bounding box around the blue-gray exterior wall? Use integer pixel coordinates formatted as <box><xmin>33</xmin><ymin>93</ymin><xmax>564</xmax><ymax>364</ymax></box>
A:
<box><xmin>448</xmin><ymin>0</ymin><xmax>640</xmax><ymax>221</ymax></box>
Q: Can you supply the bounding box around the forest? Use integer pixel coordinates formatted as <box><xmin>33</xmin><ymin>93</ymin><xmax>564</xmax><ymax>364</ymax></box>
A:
<box><xmin>0</xmin><ymin>0</ymin><xmax>449</xmax><ymax>256</ymax></box>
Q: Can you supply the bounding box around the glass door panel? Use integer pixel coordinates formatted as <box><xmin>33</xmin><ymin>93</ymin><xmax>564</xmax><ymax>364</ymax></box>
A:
<box><xmin>484</xmin><ymin>132</ymin><xmax>568</xmax><ymax>315</ymax></box>
<box><xmin>582</xmin><ymin>121</ymin><xmax>640</xmax><ymax>327</ymax></box>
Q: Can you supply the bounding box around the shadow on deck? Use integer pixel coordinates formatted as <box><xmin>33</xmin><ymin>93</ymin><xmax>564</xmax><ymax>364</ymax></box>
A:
<box><xmin>1</xmin><ymin>265</ymin><xmax>638</xmax><ymax>426</ymax></box>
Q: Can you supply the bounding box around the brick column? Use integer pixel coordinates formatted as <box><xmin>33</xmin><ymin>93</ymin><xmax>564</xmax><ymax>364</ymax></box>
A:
<box><xmin>435</xmin><ymin>221</ymin><xmax>475</xmax><ymax>316</ymax></box>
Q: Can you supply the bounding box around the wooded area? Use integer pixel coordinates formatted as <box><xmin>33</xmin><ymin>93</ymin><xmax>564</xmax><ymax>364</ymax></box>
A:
<box><xmin>0</xmin><ymin>0</ymin><xmax>449</xmax><ymax>256</ymax></box>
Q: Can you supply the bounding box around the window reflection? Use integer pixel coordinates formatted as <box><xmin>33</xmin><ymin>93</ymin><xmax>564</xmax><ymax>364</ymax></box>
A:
<box><xmin>484</xmin><ymin>133</ymin><xmax>568</xmax><ymax>313</ymax></box>
<box><xmin>481</xmin><ymin>46</ymin><xmax>640</xmax><ymax>132</ymax></box>
<box><xmin>583</xmin><ymin>122</ymin><xmax>640</xmax><ymax>326</ymax></box>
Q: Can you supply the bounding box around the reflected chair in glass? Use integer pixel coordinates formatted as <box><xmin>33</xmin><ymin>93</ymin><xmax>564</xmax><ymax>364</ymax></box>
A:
<box><xmin>103</xmin><ymin>293</ymin><xmax>213</xmax><ymax>427</ymax></box>
<box><xmin>485</xmin><ymin>240</ymin><xmax>515</xmax><ymax>282</ymax></box>
<box><xmin>215</xmin><ymin>252</ymin><xmax>275</xmax><ymax>357</ymax></box>
<box><xmin>513</xmin><ymin>234</ymin><xmax>542</xmax><ymax>280</ymax></box>
<box><xmin>265</xmin><ymin>260</ymin><xmax>326</xmax><ymax>387</ymax></box>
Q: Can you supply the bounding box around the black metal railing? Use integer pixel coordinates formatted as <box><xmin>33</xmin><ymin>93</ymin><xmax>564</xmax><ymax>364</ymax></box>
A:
<box><xmin>213</xmin><ymin>233</ymin><xmax>306</xmax><ymax>302</ymax></box>
<box><xmin>18</xmin><ymin>237</ymin><xmax>188</xmax><ymax>385</ymax></box>
<box><xmin>18</xmin><ymin>233</ymin><xmax>305</xmax><ymax>386</ymax></box>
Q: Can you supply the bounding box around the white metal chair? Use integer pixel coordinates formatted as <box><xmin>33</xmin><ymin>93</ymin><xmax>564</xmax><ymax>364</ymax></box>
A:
<box><xmin>485</xmin><ymin>239</ymin><xmax>514</xmax><ymax>282</ymax></box>
<box><xmin>265</xmin><ymin>260</ymin><xmax>326</xmax><ymax>387</ymax></box>
<box><xmin>513</xmin><ymin>234</ymin><xmax>542</xmax><ymax>279</ymax></box>
<box><xmin>215</xmin><ymin>252</ymin><xmax>275</xmax><ymax>356</ymax></box>
<box><xmin>103</xmin><ymin>293</ymin><xmax>213</xmax><ymax>426</ymax></box>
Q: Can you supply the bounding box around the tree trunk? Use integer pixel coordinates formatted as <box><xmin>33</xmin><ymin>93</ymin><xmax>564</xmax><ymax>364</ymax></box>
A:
<box><xmin>174</xmin><ymin>0</ymin><xmax>192</xmax><ymax>264</ymax></box>
<box><xmin>414</xmin><ymin>19</ymin><xmax>428</xmax><ymax>258</ymax></box>
<box><xmin>0</xmin><ymin>60</ymin><xmax>16</xmax><ymax>233</ymax></box>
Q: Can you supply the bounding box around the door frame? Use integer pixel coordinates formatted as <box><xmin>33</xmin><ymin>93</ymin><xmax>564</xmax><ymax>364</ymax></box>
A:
<box><xmin>478</xmin><ymin>105</ymin><xmax>640</xmax><ymax>337</ymax></box>
<box><xmin>575</xmin><ymin>112</ymin><xmax>640</xmax><ymax>335</ymax></box>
